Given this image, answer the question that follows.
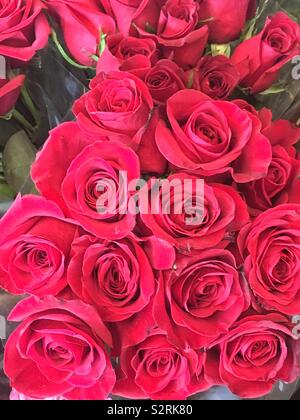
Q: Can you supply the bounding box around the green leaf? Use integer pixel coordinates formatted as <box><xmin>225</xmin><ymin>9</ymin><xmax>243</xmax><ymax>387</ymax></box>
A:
<box><xmin>98</xmin><ymin>30</ymin><xmax>107</xmax><ymax>57</ymax></box>
<box><xmin>259</xmin><ymin>85</ymin><xmax>287</xmax><ymax>95</ymax></box>
<box><xmin>2</xmin><ymin>130</ymin><xmax>37</xmax><ymax>194</ymax></box>
<box><xmin>0</xmin><ymin>180</ymin><xmax>14</xmax><ymax>200</ymax></box>
<box><xmin>211</xmin><ymin>44</ymin><xmax>231</xmax><ymax>58</ymax></box>
<box><xmin>145</xmin><ymin>22</ymin><xmax>156</xmax><ymax>34</ymax></box>
<box><xmin>242</xmin><ymin>0</ymin><xmax>271</xmax><ymax>40</ymax></box>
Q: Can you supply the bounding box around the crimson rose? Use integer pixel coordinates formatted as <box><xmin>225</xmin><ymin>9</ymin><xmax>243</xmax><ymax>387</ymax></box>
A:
<box><xmin>139</xmin><ymin>174</ymin><xmax>250</xmax><ymax>252</ymax></box>
<box><xmin>198</xmin><ymin>0</ymin><xmax>257</xmax><ymax>43</ymax></box>
<box><xmin>154</xmin><ymin>249</ymin><xmax>248</xmax><ymax>349</ymax></box>
<box><xmin>31</xmin><ymin>122</ymin><xmax>140</xmax><ymax>239</ymax></box>
<box><xmin>4</xmin><ymin>297</ymin><xmax>116</xmax><ymax>400</ymax></box>
<box><xmin>97</xmin><ymin>33</ymin><xmax>158</xmax><ymax>77</ymax></box>
<box><xmin>44</xmin><ymin>0</ymin><xmax>116</xmax><ymax>66</ymax></box>
<box><xmin>232</xmin><ymin>12</ymin><xmax>300</xmax><ymax>93</ymax></box>
<box><xmin>191</xmin><ymin>55</ymin><xmax>240</xmax><ymax>100</ymax></box>
<box><xmin>206</xmin><ymin>314</ymin><xmax>300</xmax><ymax>398</ymax></box>
<box><xmin>238</xmin><ymin>204</ymin><xmax>300</xmax><ymax>315</ymax></box>
<box><xmin>0</xmin><ymin>195</ymin><xmax>77</xmax><ymax>297</ymax></box>
<box><xmin>67</xmin><ymin>234</ymin><xmax>155</xmax><ymax>322</ymax></box>
<box><xmin>0</xmin><ymin>74</ymin><xmax>25</xmax><ymax>116</ymax></box>
<box><xmin>130</xmin><ymin>0</ymin><xmax>209</xmax><ymax>68</ymax></box>
<box><xmin>73</xmin><ymin>72</ymin><xmax>153</xmax><ymax>149</ymax></box>
<box><xmin>114</xmin><ymin>331</ymin><xmax>211</xmax><ymax>399</ymax></box>
<box><xmin>0</xmin><ymin>0</ymin><xmax>50</xmax><ymax>62</ymax></box>
<box><xmin>156</xmin><ymin>90</ymin><xmax>272</xmax><ymax>182</ymax></box>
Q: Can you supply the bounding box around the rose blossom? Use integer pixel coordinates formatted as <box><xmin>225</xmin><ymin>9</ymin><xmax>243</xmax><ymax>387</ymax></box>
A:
<box><xmin>0</xmin><ymin>0</ymin><xmax>50</xmax><ymax>62</ymax></box>
<box><xmin>139</xmin><ymin>174</ymin><xmax>250</xmax><ymax>253</ymax></box>
<box><xmin>191</xmin><ymin>55</ymin><xmax>240</xmax><ymax>100</ymax></box>
<box><xmin>232</xmin><ymin>12</ymin><xmax>300</xmax><ymax>94</ymax></box>
<box><xmin>44</xmin><ymin>0</ymin><xmax>116</xmax><ymax>66</ymax></box>
<box><xmin>4</xmin><ymin>297</ymin><xmax>116</xmax><ymax>400</ymax></box>
<box><xmin>206</xmin><ymin>314</ymin><xmax>300</xmax><ymax>399</ymax></box>
<box><xmin>154</xmin><ymin>249</ymin><xmax>248</xmax><ymax>349</ymax></box>
<box><xmin>0</xmin><ymin>74</ymin><xmax>25</xmax><ymax>116</ymax></box>
<box><xmin>114</xmin><ymin>330</ymin><xmax>211</xmax><ymax>400</ymax></box>
<box><xmin>0</xmin><ymin>195</ymin><xmax>77</xmax><ymax>296</ymax></box>
<box><xmin>130</xmin><ymin>0</ymin><xmax>209</xmax><ymax>68</ymax></box>
<box><xmin>143</xmin><ymin>59</ymin><xmax>186</xmax><ymax>106</ymax></box>
<box><xmin>239</xmin><ymin>145</ymin><xmax>300</xmax><ymax>216</ymax></box>
<box><xmin>238</xmin><ymin>204</ymin><xmax>300</xmax><ymax>315</ymax></box>
<box><xmin>100</xmin><ymin>0</ymin><xmax>144</xmax><ymax>35</ymax></box>
<box><xmin>31</xmin><ymin>122</ymin><xmax>140</xmax><ymax>239</ymax></box>
<box><xmin>73</xmin><ymin>72</ymin><xmax>153</xmax><ymax>149</ymax></box>
<box><xmin>156</xmin><ymin>90</ymin><xmax>272</xmax><ymax>182</ymax></box>
<box><xmin>198</xmin><ymin>0</ymin><xmax>257</xmax><ymax>43</ymax></box>
<box><xmin>67</xmin><ymin>234</ymin><xmax>155</xmax><ymax>322</ymax></box>
<box><xmin>97</xmin><ymin>33</ymin><xmax>158</xmax><ymax>77</ymax></box>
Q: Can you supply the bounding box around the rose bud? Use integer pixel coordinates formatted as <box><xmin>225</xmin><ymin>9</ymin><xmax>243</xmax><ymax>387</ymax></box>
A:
<box><xmin>44</xmin><ymin>0</ymin><xmax>116</xmax><ymax>66</ymax></box>
<box><xmin>191</xmin><ymin>55</ymin><xmax>240</xmax><ymax>99</ymax></box>
<box><xmin>0</xmin><ymin>74</ymin><xmax>25</xmax><ymax>116</ymax></box>
<box><xmin>97</xmin><ymin>33</ymin><xmax>158</xmax><ymax>78</ymax></box>
<box><xmin>232</xmin><ymin>12</ymin><xmax>300</xmax><ymax>94</ymax></box>
<box><xmin>0</xmin><ymin>0</ymin><xmax>50</xmax><ymax>63</ymax></box>
<box><xmin>198</xmin><ymin>0</ymin><xmax>257</xmax><ymax>43</ymax></box>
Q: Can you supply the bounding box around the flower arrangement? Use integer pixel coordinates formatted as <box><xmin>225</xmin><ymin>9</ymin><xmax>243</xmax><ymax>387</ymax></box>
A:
<box><xmin>0</xmin><ymin>0</ymin><xmax>300</xmax><ymax>401</ymax></box>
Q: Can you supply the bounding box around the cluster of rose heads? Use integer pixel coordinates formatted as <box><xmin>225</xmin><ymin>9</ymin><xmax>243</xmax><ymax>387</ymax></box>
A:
<box><xmin>1</xmin><ymin>0</ymin><xmax>300</xmax><ymax>401</ymax></box>
<box><xmin>0</xmin><ymin>0</ymin><xmax>50</xmax><ymax>116</ymax></box>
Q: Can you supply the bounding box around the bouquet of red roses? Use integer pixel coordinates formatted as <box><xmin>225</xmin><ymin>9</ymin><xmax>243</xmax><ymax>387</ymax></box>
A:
<box><xmin>1</xmin><ymin>0</ymin><xmax>300</xmax><ymax>401</ymax></box>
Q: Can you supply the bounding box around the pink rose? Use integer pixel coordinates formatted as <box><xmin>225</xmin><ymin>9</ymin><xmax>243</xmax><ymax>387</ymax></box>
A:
<box><xmin>31</xmin><ymin>122</ymin><xmax>140</xmax><ymax>239</ymax></box>
<box><xmin>114</xmin><ymin>330</ymin><xmax>211</xmax><ymax>399</ymax></box>
<box><xmin>154</xmin><ymin>249</ymin><xmax>248</xmax><ymax>349</ymax></box>
<box><xmin>5</xmin><ymin>297</ymin><xmax>116</xmax><ymax>400</ymax></box>
<box><xmin>206</xmin><ymin>314</ymin><xmax>300</xmax><ymax>398</ymax></box>
<box><xmin>0</xmin><ymin>195</ymin><xmax>77</xmax><ymax>296</ymax></box>
<box><xmin>156</xmin><ymin>90</ymin><xmax>272</xmax><ymax>182</ymax></box>
<box><xmin>44</xmin><ymin>0</ymin><xmax>116</xmax><ymax>66</ymax></box>
<box><xmin>0</xmin><ymin>74</ymin><xmax>25</xmax><ymax>116</ymax></box>
<box><xmin>232</xmin><ymin>12</ymin><xmax>300</xmax><ymax>93</ymax></box>
<box><xmin>73</xmin><ymin>72</ymin><xmax>153</xmax><ymax>149</ymax></box>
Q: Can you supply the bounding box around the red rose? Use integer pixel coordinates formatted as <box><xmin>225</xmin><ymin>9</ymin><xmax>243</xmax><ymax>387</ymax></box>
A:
<box><xmin>143</xmin><ymin>59</ymin><xmax>186</xmax><ymax>106</ymax></box>
<box><xmin>131</xmin><ymin>0</ymin><xmax>209</xmax><ymax>68</ymax></box>
<box><xmin>239</xmin><ymin>146</ymin><xmax>300</xmax><ymax>216</ymax></box>
<box><xmin>156</xmin><ymin>90</ymin><xmax>272</xmax><ymax>182</ymax></box>
<box><xmin>67</xmin><ymin>234</ymin><xmax>155</xmax><ymax>322</ymax></box>
<box><xmin>31</xmin><ymin>122</ymin><xmax>140</xmax><ymax>239</ymax></box>
<box><xmin>114</xmin><ymin>331</ymin><xmax>211</xmax><ymax>400</ymax></box>
<box><xmin>0</xmin><ymin>195</ymin><xmax>77</xmax><ymax>297</ymax></box>
<box><xmin>100</xmin><ymin>0</ymin><xmax>144</xmax><ymax>35</ymax></box>
<box><xmin>238</xmin><ymin>204</ymin><xmax>300</xmax><ymax>315</ymax></box>
<box><xmin>44</xmin><ymin>0</ymin><xmax>115</xmax><ymax>66</ymax></box>
<box><xmin>154</xmin><ymin>249</ymin><xmax>248</xmax><ymax>349</ymax></box>
<box><xmin>0</xmin><ymin>0</ymin><xmax>50</xmax><ymax>62</ymax></box>
<box><xmin>191</xmin><ymin>55</ymin><xmax>240</xmax><ymax>100</ymax></box>
<box><xmin>139</xmin><ymin>174</ymin><xmax>250</xmax><ymax>252</ymax></box>
<box><xmin>232</xmin><ymin>12</ymin><xmax>300</xmax><ymax>94</ymax></box>
<box><xmin>0</xmin><ymin>74</ymin><xmax>25</xmax><ymax>116</ymax></box>
<box><xmin>4</xmin><ymin>297</ymin><xmax>116</xmax><ymax>400</ymax></box>
<box><xmin>73</xmin><ymin>72</ymin><xmax>153</xmax><ymax>149</ymax></box>
<box><xmin>206</xmin><ymin>314</ymin><xmax>300</xmax><ymax>399</ymax></box>
<box><xmin>97</xmin><ymin>33</ymin><xmax>158</xmax><ymax>77</ymax></box>
<box><xmin>198</xmin><ymin>0</ymin><xmax>257</xmax><ymax>43</ymax></box>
